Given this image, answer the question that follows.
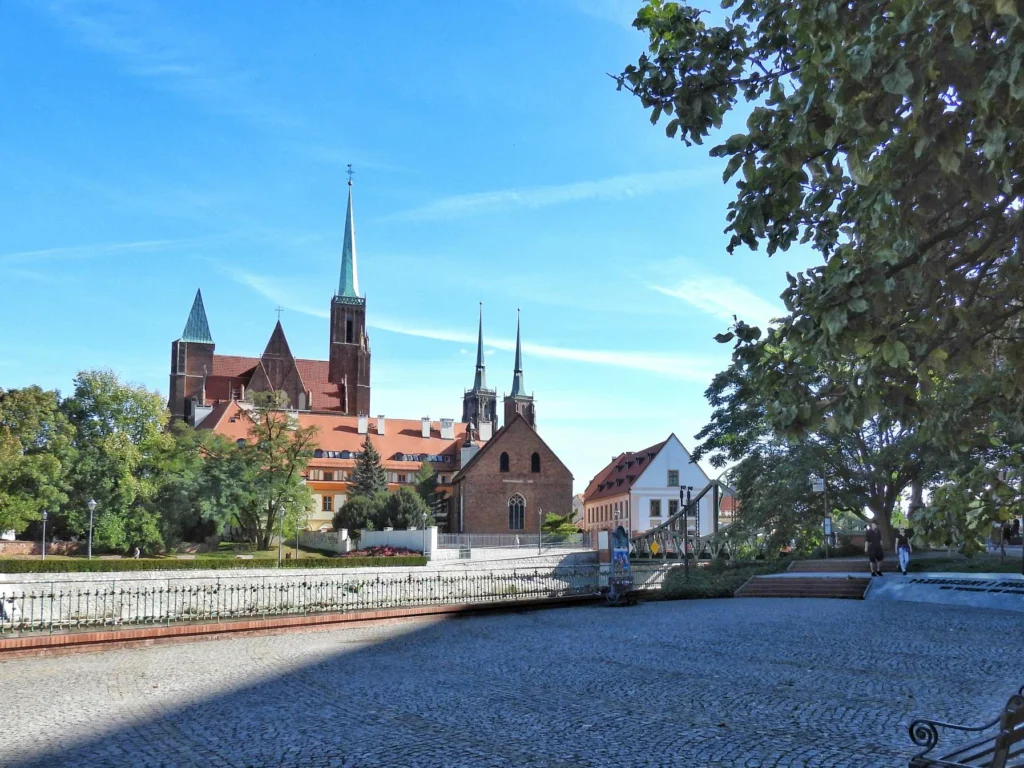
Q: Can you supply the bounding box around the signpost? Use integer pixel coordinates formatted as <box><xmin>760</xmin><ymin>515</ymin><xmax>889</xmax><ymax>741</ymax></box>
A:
<box><xmin>811</xmin><ymin>475</ymin><xmax>829</xmax><ymax>558</ymax></box>
<box><xmin>607</xmin><ymin>525</ymin><xmax>634</xmax><ymax>605</ymax></box>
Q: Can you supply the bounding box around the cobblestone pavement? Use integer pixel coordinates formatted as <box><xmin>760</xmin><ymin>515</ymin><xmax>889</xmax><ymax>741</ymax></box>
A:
<box><xmin>1</xmin><ymin>599</ymin><xmax>1021</xmax><ymax>767</ymax></box>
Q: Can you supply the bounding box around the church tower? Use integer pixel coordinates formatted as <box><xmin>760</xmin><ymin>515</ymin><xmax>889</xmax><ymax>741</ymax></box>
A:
<box><xmin>328</xmin><ymin>170</ymin><xmax>372</xmax><ymax>415</ymax></box>
<box><xmin>462</xmin><ymin>303</ymin><xmax>497</xmax><ymax>438</ymax></box>
<box><xmin>503</xmin><ymin>310</ymin><xmax>536</xmax><ymax>428</ymax></box>
<box><xmin>169</xmin><ymin>289</ymin><xmax>215</xmax><ymax>421</ymax></box>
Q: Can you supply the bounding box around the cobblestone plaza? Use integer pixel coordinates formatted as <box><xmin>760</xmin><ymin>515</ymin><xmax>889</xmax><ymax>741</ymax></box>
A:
<box><xmin>1</xmin><ymin>598</ymin><xmax>1021</xmax><ymax>767</ymax></box>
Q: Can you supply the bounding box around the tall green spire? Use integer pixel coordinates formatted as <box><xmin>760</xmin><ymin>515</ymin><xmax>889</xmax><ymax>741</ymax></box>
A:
<box><xmin>181</xmin><ymin>289</ymin><xmax>214</xmax><ymax>344</ymax></box>
<box><xmin>337</xmin><ymin>171</ymin><xmax>360</xmax><ymax>299</ymax></box>
<box><xmin>510</xmin><ymin>309</ymin><xmax>525</xmax><ymax>397</ymax></box>
<box><xmin>473</xmin><ymin>302</ymin><xmax>487</xmax><ymax>390</ymax></box>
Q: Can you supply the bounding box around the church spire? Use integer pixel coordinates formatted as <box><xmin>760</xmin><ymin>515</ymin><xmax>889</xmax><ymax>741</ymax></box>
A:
<box><xmin>181</xmin><ymin>289</ymin><xmax>214</xmax><ymax>344</ymax></box>
<box><xmin>337</xmin><ymin>166</ymin><xmax>360</xmax><ymax>299</ymax></box>
<box><xmin>473</xmin><ymin>302</ymin><xmax>487</xmax><ymax>390</ymax></box>
<box><xmin>510</xmin><ymin>309</ymin><xmax>525</xmax><ymax>397</ymax></box>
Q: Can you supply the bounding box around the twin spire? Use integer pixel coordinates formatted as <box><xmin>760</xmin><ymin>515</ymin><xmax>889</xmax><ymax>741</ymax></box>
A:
<box><xmin>471</xmin><ymin>305</ymin><xmax>526</xmax><ymax>397</ymax></box>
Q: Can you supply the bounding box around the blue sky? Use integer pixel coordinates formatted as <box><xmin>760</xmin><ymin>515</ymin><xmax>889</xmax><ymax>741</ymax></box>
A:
<box><xmin>0</xmin><ymin>0</ymin><xmax>818</xmax><ymax>494</ymax></box>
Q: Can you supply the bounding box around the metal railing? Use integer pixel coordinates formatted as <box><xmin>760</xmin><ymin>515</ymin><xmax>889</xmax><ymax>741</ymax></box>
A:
<box><xmin>0</xmin><ymin>565</ymin><xmax>602</xmax><ymax>635</ymax></box>
<box><xmin>438</xmin><ymin>532</ymin><xmax>593</xmax><ymax>550</ymax></box>
<box><xmin>0</xmin><ymin>562</ymin><xmax>676</xmax><ymax>636</ymax></box>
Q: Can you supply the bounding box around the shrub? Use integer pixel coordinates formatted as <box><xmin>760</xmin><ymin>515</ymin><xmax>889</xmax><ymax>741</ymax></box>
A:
<box><xmin>0</xmin><ymin>556</ymin><xmax>427</xmax><ymax>574</ymax></box>
<box><xmin>659</xmin><ymin>560</ymin><xmax>789</xmax><ymax>600</ymax></box>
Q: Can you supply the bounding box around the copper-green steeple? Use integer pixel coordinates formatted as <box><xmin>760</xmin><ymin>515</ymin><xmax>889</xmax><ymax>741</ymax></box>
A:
<box><xmin>180</xmin><ymin>289</ymin><xmax>214</xmax><ymax>344</ymax></box>
<box><xmin>509</xmin><ymin>309</ymin><xmax>525</xmax><ymax>397</ymax></box>
<box><xmin>337</xmin><ymin>170</ymin><xmax>360</xmax><ymax>299</ymax></box>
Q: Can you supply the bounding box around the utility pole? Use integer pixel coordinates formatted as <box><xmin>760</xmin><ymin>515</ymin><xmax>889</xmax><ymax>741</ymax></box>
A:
<box><xmin>538</xmin><ymin>507</ymin><xmax>543</xmax><ymax>555</ymax></box>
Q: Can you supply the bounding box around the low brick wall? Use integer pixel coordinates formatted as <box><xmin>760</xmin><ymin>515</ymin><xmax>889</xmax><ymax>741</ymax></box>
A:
<box><xmin>0</xmin><ymin>541</ymin><xmax>80</xmax><ymax>556</ymax></box>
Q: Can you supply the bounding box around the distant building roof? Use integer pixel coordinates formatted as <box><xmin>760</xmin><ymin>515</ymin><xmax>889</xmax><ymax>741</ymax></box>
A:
<box><xmin>583</xmin><ymin>440</ymin><xmax>668</xmax><ymax>503</ymax></box>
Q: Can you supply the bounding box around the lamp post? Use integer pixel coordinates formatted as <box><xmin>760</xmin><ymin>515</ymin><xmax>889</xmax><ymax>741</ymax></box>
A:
<box><xmin>40</xmin><ymin>511</ymin><xmax>48</xmax><ymax>561</ymax></box>
<box><xmin>277</xmin><ymin>506</ymin><xmax>284</xmax><ymax>567</ymax></box>
<box><xmin>87</xmin><ymin>499</ymin><xmax>97</xmax><ymax>560</ymax></box>
<box><xmin>538</xmin><ymin>507</ymin><xmax>543</xmax><ymax>555</ymax></box>
<box><xmin>681</xmin><ymin>486</ymin><xmax>693</xmax><ymax>579</ymax></box>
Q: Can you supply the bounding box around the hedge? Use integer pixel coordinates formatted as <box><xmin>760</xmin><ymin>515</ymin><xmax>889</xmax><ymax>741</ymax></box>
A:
<box><xmin>0</xmin><ymin>556</ymin><xmax>428</xmax><ymax>574</ymax></box>
<box><xmin>658</xmin><ymin>560</ymin><xmax>791</xmax><ymax>600</ymax></box>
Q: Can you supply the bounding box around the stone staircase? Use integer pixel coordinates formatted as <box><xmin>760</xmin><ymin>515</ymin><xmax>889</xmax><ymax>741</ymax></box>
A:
<box><xmin>735</xmin><ymin>575</ymin><xmax>872</xmax><ymax>599</ymax></box>
<box><xmin>787</xmin><ymin>558</ymin><xmax>900</xmax><ymax>574</ymax></box>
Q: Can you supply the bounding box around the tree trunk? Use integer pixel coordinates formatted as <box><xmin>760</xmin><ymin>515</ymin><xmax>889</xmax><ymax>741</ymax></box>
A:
<box><xmin>875</xmin><ymin>511</ymin><xmax>895</xmax><ymax>551</ymax></box>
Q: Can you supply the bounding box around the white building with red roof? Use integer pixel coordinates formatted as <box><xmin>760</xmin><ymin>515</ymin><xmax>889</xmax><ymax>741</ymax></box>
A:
<box><xmin>581</xmin><ymin>434</ymin><xmax>717</xmax><ymax>537</ymax></box>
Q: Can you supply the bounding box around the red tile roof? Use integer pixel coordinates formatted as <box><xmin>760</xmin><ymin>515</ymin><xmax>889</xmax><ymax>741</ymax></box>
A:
<box><xmin>582</xmin><ymin>440</ymin><xmax>668</xmax><ymax>503</ymax></box>
<box><xmin>201</xmin><ymin>401</ymin><xmax>477</xmax><ymax>469</ymax></box>
<box><xmin>208</xmin><ymin>355</ymin><xmax>343</xmax><ymax>411</ymax></box>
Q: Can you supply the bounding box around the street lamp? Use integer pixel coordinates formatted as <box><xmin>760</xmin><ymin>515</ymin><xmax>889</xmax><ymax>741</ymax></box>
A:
<box><xmin>40</xmin><ymin>511</ymin><xmax>48</xmax><ymax>561</ymax></box>
<box><xmin>680</xmin><ymin>486</ymin><xmax>693</xmax><ymax>579</ymax></box>
<box><xmin>87</xmin><ymin>499</ymin><xmax>97</xmax><ymax>560</ymax></box>
<box><xmin>277</xmin><ymin>506</ymin><xmax>285</xmax><ymax>567</ymax></box>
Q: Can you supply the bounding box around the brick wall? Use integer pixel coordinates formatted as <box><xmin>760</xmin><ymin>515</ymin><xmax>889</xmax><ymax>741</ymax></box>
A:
<box><xmin>0</xmin><ymin>540</ymin><xmax>81</xmax><ymax>556</ymax></box>
<box><xmin>455</xmin><ymin>417</ymin><xmax>572</xmax><ymax>535</ymax></box>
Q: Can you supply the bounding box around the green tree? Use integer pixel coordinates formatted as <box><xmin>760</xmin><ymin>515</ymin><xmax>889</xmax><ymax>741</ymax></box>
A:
<box><xmin>61</xmin><ymin>370</ymin><xmax>170</xmax><ymax>552</ymax></box>
<box><xmin>374</xmin><ymin>487</ymin><xmax>432</xmax><ymax>531</ymax></box>
<box><xmin>351</xmin><ymin>434</ymin><xmax>387</xmax><ymax>498</ymax></box>
<box><xmin>541</xmin><ymin>511</ymin><xmax>578</xmax><ymax>537</ymax></box>
<box><xmin>222</xmin><ymin>391</ymin><xmax>319</xmax><ymax>549</ymax></box>
<box><xmin>148</xmin><ymin>421</ymin><xmax>218</xmax><ymax>547</ymax></box>
<box><xmin>617</xmin><ymin>0</ymin><xmax>1024</xmax><ymax>474</ymax></box>
<box><xmin>694</xmin><ymin>339</ymin><xmax>949</xmax><ymax>548</ymax></box>
<box><xmin>332</xmin><ymin>494</ymin><xmax>382</xmax><ymax>538</ymax></box>
<box><xmin>0</xmin><ymin>386</ymin><xmax>75</xmax><ymax>534</ymax></box>
<box><xmin>414</xmin><ymin>460</ymin><xmax>438</xmax><ymax>505</ymax></box>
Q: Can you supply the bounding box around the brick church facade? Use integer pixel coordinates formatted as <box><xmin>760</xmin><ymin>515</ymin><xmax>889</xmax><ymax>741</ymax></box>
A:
<box><xmin>168</xmin><ymin>177</ymin><xmax>572</xmax><ymax>533</ymax></box>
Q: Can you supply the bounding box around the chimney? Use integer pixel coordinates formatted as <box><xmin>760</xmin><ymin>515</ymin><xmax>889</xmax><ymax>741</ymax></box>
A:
<box><xmin>357</xmin><ymin>415</ymin><xmax>368</xmax><ymax>434</ymax></box>
<box><xmin>421</xmin><ymin>417</ymin><xmax>431</xmax><ymax>438</ymax></box>
<box><xmin>377</xmin><ymin>415</ymin><xmax>386</xmax><ymax>435</ymax></box>
<box><xmin>440</xmin><ymin>418</ymin><xmax>454</xmax><ymax>440</ymax></box>
<box><xmin>479</xmin><ymin>421</ymin><xmax>493</xmax><ymax>441</ymax></box>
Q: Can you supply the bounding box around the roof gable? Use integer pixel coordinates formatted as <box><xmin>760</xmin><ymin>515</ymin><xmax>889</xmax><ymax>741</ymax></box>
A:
<box><xmin>454</xmin><ymin>413</ymin><xmax>571</xmax><ymax>480</ymax></box>
<box><xmin>583</xmin><ymin>438</ymin><xmax>669</xmax><ymax>503</ymax></box>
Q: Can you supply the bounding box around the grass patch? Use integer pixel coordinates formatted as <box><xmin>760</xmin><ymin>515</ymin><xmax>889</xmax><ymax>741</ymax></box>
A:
<box><xmin>0</xmin><ymin>556</ymin><xmax>428</xmax><ymax>574</ymax></box>
<box><xmin>659</xmin><ymin>560</ymin><xmax>791</xmax><ymax>600</ymax></box>
<box><xmin>909</xmin><ymin>554</ymin><xmax>1023</xmax><ymax>574</ymax></box>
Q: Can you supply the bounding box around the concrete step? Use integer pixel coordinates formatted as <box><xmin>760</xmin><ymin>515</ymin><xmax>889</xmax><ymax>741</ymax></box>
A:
<box><xmin>735</xmin><ymin>576</ymin><xmax>871</xmax><ymax>599</ymax></box>
<box><xmin>788</xmin><ymin>559</ymin><xmax>900</xmax><ymax>573</ymax></box>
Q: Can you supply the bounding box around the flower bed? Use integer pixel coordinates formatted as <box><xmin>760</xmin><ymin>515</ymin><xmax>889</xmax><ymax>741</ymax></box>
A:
<box><xmin>340</xmin><ymin>546</ymin><xmax>422</xmax><ymax>558</ymax></box>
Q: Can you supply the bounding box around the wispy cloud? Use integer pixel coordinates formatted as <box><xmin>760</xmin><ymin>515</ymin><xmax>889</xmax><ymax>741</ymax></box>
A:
<box><xmin>385</xmin><ymin>168</ymin><xmax>718</xmax><ymax>222</ymax></box>
<box><xmin>563</xmin><ymin>0</ymin><xmax>638</xmax><ymax>29</ymax></box>
<box><xmin>369</xmin><ymin>317</ymin><xmax>718</xmax><ymax>382</ymax></box>
<box><xmin>39</xmin><ymin>0</ymin><xmax>301</xmax><ymax>130</ymax></box>
<box><xmin>651</xmin><ymin>276</ymin><xmax>785</xmax><ymax>330</ymax></box>
<box><xmin>229</xmin><ymin>269</ymin><xmax>720</xmax><ymax>381</ymax></box>
<box><xmin>0</xmin><ymin>238</ymin><xmax>189</xmax><ymax>265</ymax></box>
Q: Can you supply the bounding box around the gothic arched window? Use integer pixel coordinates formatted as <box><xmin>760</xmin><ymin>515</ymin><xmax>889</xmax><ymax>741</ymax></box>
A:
<box><xmin>531</xmin><ymin>452</ymin><xmax>540</xmax><ymax>473</ymax></box>
<box><xmin>508</xmin><ymin>493</ymin><xmax>525</xmax><ymax>530</ymax></box>
<box><xmin>499</xmin><ymin>452</ymin><xmax>510</xmax><ymax>473</ymax></box>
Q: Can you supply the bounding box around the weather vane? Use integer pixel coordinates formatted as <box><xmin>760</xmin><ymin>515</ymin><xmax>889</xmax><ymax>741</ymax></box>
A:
<box><xmin>346</xmin><ymin>163</ymin><xmax>355</xmax><ymax>185</ymax></box>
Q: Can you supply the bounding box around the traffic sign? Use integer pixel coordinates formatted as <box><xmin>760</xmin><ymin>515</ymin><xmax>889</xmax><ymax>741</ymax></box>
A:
<box><xmin>650</xmin><ymin>541</ymin><xmax>661</xmax><ymax>556</ymax></box>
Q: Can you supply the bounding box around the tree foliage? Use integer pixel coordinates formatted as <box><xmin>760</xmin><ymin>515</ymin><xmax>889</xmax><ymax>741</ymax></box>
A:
<box><xmin>414</xmin><ymin>460</ymin><xmax>438</xmax><ymax>505</ymax></box>
<box><xmin>0</xmin><ymin>386</ymin><xmax>75</xmax><ymax>534</ymax></box>
<box><xmin>60</xmin><ymin>370</ymin><xmax>170</xmax><ymax>552</ymax></box>
<box><xmin>620</xmin><ymin>0</ymin><xmax>1024</xmax><ymax>546</ymax></box>
<box><xmin>375</xmin><ymin>487</ymin><xmax>433</xmax><ymax>531</ymax></box>
<box><xmin>351</xmin><ymin>435</ymin><xmax>388</xmax><ymax>498</ymax></box>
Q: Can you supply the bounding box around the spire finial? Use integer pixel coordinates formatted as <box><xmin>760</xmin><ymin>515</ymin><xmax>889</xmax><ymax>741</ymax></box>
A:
<box><xmin>346</xmin><ymin>163</ymin><xmax>355</xmax><ymax>186</ymax></box>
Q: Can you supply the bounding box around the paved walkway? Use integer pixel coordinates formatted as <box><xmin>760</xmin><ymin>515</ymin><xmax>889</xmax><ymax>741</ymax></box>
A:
<box><xmin>1</xmin><ymin>599</ymin><xmax>1022</xmax><ymax>767</ymax></box>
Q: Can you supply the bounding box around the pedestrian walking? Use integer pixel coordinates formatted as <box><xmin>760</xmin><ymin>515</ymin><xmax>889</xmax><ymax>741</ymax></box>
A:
<box><xmin>1000</xmin><ymin>521</ymin><xmax>1011</xmax><ymax>557</ymax></box>
<box><xmin>132</xmin><ymin>546</ymin><xmax>141</xmax><ymax>559</ymax></box>
<box><xmin>865</xmin><ymin>521</ymin><xmax>885</xmax><ymax>577</ymax></box>
<box><xmin>895</xmin><ymin>526</ymin><xmax>913</xmax><ymax>575</ymax></box>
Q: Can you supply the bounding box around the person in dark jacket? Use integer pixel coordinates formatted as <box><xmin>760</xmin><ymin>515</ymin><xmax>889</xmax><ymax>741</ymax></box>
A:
<box><xmin>865</xmin><ymin>522</ymin><xmax>885</xmax><ymax>577</ymax></box>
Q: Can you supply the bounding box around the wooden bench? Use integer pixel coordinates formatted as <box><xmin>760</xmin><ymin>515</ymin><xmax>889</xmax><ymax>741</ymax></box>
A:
<box><xmin>908</xmin><ymin>685</ymin><xmax>1024</xmax><ymax>767</ymax></box>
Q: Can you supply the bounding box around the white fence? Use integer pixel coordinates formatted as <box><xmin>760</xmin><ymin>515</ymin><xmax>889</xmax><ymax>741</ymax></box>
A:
<box><xmin>438</xmin><ymin>533</ymin><xmax>593</xmax><ymax>550</ymax></box>
<box><xmin>359</xmin><ymin>527</ymin><xmax>438</xmax><ymax>556</ymax></box>
<box><xmin>298</xmin><ymin>530</ymin><xmax>354</xmax><ymax>554</ymax></box>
